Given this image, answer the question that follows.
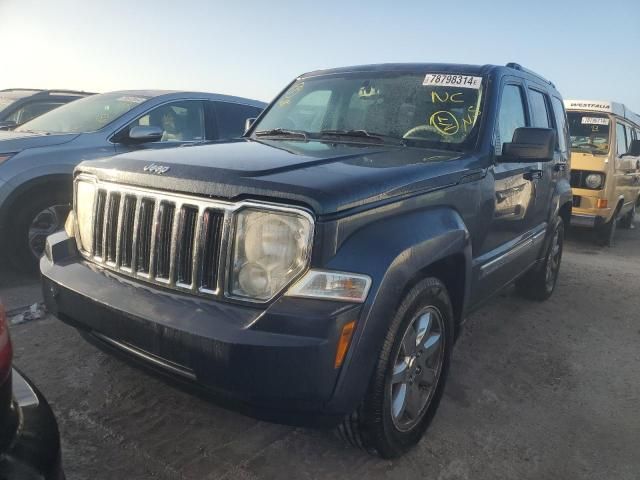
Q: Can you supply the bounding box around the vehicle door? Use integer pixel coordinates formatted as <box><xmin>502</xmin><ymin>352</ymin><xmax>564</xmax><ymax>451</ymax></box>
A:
<box><xmin>472</xmin><ymin>79</ymin><xmax>542</xmax><ymax>302</ymax></box>
<box><xmin>613</xmin><ymin>121</ymin><xmax>635</xmax><ymax>212</ymax></box>
<box><xmin>209</xmin><ymin>101</ymin><xmax>264</xmax><ymax>142</ymax></box>
<box><xmin>524</xmin><ymin>85</ymin><xmax>561</xmax><ymax>227</ymax></box>
<box><xmin>114</xmin><ymin>100</ymin><xmax>208</xmax><ymax>153</ymax></box>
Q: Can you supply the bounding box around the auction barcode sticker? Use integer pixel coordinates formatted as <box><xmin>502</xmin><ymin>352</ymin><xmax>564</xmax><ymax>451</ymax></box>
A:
<box><xmin>423</xmin><ymin>74</ymin><xmax>482</xmax><ymax>89</ymax></box>
<box><xmin>581</xmin><ymin>117</ymin><xmax>609</xmax><ymax>125</ymax></box>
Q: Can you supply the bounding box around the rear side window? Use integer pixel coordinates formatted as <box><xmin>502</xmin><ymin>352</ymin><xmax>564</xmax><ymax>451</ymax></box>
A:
<box><xmin>528</xmin><ymin>89</ymin><xmax>551</xmax><ymax>128</ymax></box>
<box><xmin>616</xmin><ymin>122</ymin><xmax>628</xmax><ymax>156</ymax></box>
<box><xmin>496</xmin><ymin>84</ymin><xmax>527</xmax><ymax>154</ymax></box>
<box><xmin>550</xmin><ymin>97</ymin><xmax>568</xmax><ymax>154</ymax></box>
<box><xmin>214</xmin><ymin>102</ymin><xmax>263</xmax><ymax>140</ymax></box>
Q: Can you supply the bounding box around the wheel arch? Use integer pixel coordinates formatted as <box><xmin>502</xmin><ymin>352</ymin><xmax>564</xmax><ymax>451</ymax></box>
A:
<box><xmin>323</xmin><ymin>206</ymin><xmax>472</xmax><ymax>415</ymax></box>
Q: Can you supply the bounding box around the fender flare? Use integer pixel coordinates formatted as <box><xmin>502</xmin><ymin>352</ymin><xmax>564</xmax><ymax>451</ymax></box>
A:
<box><xmin>323</xmin><ymin>206</ymin><xmax>472</xmax><ymax>414</ymax></box>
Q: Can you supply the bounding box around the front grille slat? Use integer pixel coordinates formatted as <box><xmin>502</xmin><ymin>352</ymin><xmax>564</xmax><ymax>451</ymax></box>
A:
<box><xmin>155</xmin><ymin>202</ymin><xmax>175</xmax><ymax>280</ymax></box>
<box><xmin>85</xmin><ymin>183</ymin><xmax>228</xmax><ymax>297</ymax></box>
<box><xmin>93</xmin><ymin>190</ymin><xmax>107</xmax><ymax>258</ymax></box>
<box><xmin>176</xmin><ymin>206</ymin><xmax>198</xmax><ymax>286</ymax></box>
<box><xmin>201</xmin><ymin>210</ymin><xmax>224</xmax><ymax>291</ymax></box>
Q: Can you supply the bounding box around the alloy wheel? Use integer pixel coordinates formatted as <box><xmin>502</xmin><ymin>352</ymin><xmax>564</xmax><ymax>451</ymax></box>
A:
<box><xmin>389</xmin><ymin>306</ymin><xmax>445</xmax><ymax>432</ymax></box>
<box><xmin>28</xmin><ymin>204</ymin><xmax>70</xmax><ymax>259</ymax></box>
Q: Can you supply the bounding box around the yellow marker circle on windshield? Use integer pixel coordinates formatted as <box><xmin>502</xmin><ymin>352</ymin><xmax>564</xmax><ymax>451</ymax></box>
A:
<box><xmin>430</xmin><ymin>111</ymin><xmax>460</xmax><ymax>136</ymax></box>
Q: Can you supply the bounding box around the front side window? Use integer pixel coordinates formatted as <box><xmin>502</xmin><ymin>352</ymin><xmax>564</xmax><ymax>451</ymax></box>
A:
<box><xmin>131</xmin><ymin>101</ymin><xmax>205</xmax><ymax>142</ymax></box>
<box><xmin>16</xmin><ymin>93</ymin><xmax>150</xmax><ymax>134</ymax></box>
<box><xmin>254</xmin><ymin>72</ymin><xmax>485</xmax><ymax>150</ymax></box>
<box><xmin>616</xmin><ymin>122</ymin><xmax>628</xmax><ymax>156</ymax></box>
<box><xmin>214</xmin><ymin>102</ymin><xmax>263</xmax><ymax>140</ymax></box>
<box><xmin>528</xmin><ymin>90</ymin><xmax>551</xmax><ymax>128</ymax></box>
<box><xmin>496</xmin><ymin>84</ymin><xmax>527</xmax><ymax>154</ymax></box>
<box><xmin>567</xmin><ymin>112</ymin><xmax>611</xmax><ymax>155</ymax></box>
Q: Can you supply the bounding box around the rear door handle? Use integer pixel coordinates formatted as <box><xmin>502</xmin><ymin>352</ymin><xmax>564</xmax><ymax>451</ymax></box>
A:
<box><xmin>523</xmin><ymin>169</ymin><xmax>543</xmax><ymax>181</ymax></box>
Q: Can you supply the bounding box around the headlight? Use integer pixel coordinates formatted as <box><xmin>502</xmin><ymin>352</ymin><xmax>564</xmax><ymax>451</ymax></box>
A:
<box><xmin>584</xmin><ymin>173</ymin><xmax>604</xmax><ymax>189</ymax></box>
<box><xmin>75</xmin><ymin>178</ymin><xmax>97</xmax><ymax>253</ymax></box>
<box><xmin>229</xmin><ymin>207</ymin><xmax>313</xmax><ymax>301</ymax></box>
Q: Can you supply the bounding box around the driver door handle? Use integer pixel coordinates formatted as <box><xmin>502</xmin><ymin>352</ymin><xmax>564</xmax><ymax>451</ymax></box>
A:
<box><xmin>523</xmin><ymin>169</ymin><xmax>543</xmax><ymax>181</ymax></box>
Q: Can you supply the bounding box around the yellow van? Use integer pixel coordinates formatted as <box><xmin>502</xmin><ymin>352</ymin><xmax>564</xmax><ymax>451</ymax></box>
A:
<box><xmin>565</xmin><ymin>100</ymin><xmax>640</xmax><ymax>245</ymax></box>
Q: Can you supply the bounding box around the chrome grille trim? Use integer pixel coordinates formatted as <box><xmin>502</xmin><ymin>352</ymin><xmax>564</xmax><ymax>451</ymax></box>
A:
<box><xmin>73</xmin><ymin>176</ymin><xmax>315</xmax><ymax>302</ymax></box>
<box><xmin>77</xmin><ymin>180</ymin><xmax>232</xmax><ymax>297</ymax></box>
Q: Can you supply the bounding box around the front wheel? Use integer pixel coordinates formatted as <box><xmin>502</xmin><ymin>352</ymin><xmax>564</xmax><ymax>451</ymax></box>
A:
<box><xmin>515</xmin><ymin>217</ymin><xmax>564</xmax><ymax>301</ymax></box>
<box><xmin>619</xmin><ymin>203</ymin><xmax>636</xmax><ymax>229</ymax></box>
<box><xmin>8</xmin><ymin>190</ymin><xmax>71</xmax><ymax>272</ymax></box>
<box><xmin>339</xmin><ymin>278</ymin><xmax>454</xmax><ymax>458</ymax></box>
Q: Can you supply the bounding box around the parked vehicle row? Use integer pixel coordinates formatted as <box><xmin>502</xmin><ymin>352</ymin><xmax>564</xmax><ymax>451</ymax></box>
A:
<box><xmin>3</xmin><ymin>61</ymin><xmax>638</xmax><ymax>471</ymax></box>
<box><xmin>0</xmin><ymin>90</ymin><xmax>265</xmax><ymax>270</ymax></box>
<box><xmin>41</xmin><ymin>62</ymin><xmax>572</xmax><ymax>459</ymax></box>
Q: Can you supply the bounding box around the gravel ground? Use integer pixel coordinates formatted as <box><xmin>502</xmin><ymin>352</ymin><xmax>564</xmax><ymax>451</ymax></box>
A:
<box><xmin>4</xmin><ymin>222</ymin><xmax>640</xmax><ymax>480</ymax></box>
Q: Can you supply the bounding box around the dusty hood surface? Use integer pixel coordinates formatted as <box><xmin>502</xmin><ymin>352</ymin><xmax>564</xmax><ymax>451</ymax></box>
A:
<box><xmin>78</xmin><ymin>139</ymin><xmax>478</xmax><ymax>216</ymax></box>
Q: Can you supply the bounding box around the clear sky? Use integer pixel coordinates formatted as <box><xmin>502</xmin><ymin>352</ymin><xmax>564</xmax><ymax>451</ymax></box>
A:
<box><xmin>1</xmin><ymin>0</ymin><xmax>639</xmax><ymax>110</ymax></box>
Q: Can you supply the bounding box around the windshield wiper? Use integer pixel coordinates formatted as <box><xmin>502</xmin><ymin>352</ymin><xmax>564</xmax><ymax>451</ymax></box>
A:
<box><xmin>319</xmin><ymin>129</ymin><xmax>405</xmax><ymax>146</ymax></box>
<box><xmin>255</xmin><ymin>128</ymin><xmax>309</xmax><ymax>141</ymax></box>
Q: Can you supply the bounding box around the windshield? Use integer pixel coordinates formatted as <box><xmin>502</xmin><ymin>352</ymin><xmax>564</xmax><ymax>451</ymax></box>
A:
<box><xmin>0</xmin><ymin>90</ymin><xmax>39</xmax><ymax>112</ymax></box>
<box><xmin>567</xmin><ymin>111</ymin><xmax>611</xmax><ymax>154</ymax></box>
<box><xmin>16</xmin><ymin>93</ymin><xmax>150</xmax><ymax>134</ymax></box>
<box><xmin>254</xmin><ymin>72</ymin><xmax>484</xmax><ymax>149</ymax></box>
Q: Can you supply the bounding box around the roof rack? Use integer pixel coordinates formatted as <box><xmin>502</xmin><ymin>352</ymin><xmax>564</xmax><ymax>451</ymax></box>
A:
<box><xmin>505</xmin><ymin>63</ymin><xmax>555</xmax><ymax>88</ymax></box>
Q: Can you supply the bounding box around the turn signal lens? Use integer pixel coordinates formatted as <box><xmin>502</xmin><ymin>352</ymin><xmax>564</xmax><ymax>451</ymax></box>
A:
<box><xmin>596</xmin><ymin>199</ymin><xmax>608</xmax><ymax>209</ymax></box>
<box><xmin>335</xmin><ymin>321</ymin><xmax>356</xmax><ymax>369</ymax></box>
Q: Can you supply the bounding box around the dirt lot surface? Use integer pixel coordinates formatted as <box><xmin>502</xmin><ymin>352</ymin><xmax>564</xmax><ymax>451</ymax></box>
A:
<box><xmin>3</xmin><ymin>223</ymin><xmax>640</xmax><ymax>480</ymax></box>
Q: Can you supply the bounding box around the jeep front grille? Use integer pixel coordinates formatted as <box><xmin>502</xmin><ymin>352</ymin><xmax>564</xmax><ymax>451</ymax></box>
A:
<box><xmin>85</xmin><ymin>183</ymin><xmax>228</xmax><ymax>295</ymax></box>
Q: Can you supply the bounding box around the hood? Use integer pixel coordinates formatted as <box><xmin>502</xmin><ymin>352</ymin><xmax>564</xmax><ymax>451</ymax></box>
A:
<box><xmin>78</xmin><ymin>139</ymin><xmax>480</xmax><ymax>216</ymax></box>
<box><xmin>0</xmin><ymin>130</ymin><xmax>80</xmax><ymax>154</ymax></box>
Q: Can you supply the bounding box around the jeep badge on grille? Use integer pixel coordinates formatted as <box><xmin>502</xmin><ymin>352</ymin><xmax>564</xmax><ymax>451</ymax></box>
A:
<box><xmin>143</xmin><ymin>164</ymin><xmax>170</xmax><ymax>175</ymax></box>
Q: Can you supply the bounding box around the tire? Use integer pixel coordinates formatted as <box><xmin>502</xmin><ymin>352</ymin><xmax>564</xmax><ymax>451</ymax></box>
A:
<box><xmin>515</xmin><ymin>217</ymin><xmax>564</xmax><ymax>301</ymax></box>
<box><xmin>8</xmin><ymin>189</ymin><xmax>71</xmax><ymax>272</ymax></box>
<box><xmin>619</xmin><ymin>203</ymin><xmax>636</xmax><ymax>229</ymax></box>
<box><xmin>596</xmin><ymin>210</ymin><xmax>618</xmax><ymax>246</ymax></box>
<box><xmin>339</xmin><ymin>277</ymin><xmax>455</xmax><ymax>458</ymax></box>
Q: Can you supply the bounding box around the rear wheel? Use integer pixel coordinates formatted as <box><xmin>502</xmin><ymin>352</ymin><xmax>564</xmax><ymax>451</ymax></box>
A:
<box><xmin>516</xmin><ymin>217</ymin><xmax>564</xmax><ymax>301</ymax></box>
<box><xmin>8</xmin><ymin>190</ymin><xmax>71</xmax><ymax>272</ymax></box>
<box><xmin>339</xmin><ymin>278</ymin><xmax>454</xmax><ymax>458</ymax></box>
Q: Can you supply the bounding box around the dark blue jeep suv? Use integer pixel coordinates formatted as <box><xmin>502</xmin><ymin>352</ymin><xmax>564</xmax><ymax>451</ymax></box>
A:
<box><xmin>41</xmin><ymin>63</ymin><xmax>572</xmax><ymax>458</ymax></box>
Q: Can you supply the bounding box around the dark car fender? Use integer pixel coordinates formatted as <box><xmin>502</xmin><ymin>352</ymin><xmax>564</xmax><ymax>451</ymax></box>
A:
<box><xmin>321</xmin><ymin>206</ymin><xmax>472</xmax><ymax>414</ymax></box>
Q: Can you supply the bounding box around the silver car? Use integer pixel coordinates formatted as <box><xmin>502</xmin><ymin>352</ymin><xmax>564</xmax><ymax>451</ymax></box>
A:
<box><xmin>0</xmin><ymin>90</ymin><xmax>265</xmax><ymax>270</ymax></box>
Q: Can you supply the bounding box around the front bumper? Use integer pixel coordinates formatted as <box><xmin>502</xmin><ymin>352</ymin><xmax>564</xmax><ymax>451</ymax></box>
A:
<box><xmin>41</xmin><ymin>232</ymin><xmax>362</xmax><ymax>424</ymax></box>
<box><xmin>0</xmin><ymin>369</ymin><xmax>64</xmax><ymax>480</ymax></box>
<box><xmin>570</xmin><ymin>213</ymin><xmax>606</xmax><ymax>228</ymax></box>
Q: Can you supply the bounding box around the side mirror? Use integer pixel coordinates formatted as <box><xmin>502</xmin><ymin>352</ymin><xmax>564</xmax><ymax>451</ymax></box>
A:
<box><xmin>623</xmin><ymin>139</ymin><xmax>640</xmax><ymax>157</ymax></box>
<box><xmin>501</xmin><ymin>127</ymin><xmax>555</xmax><ymax>162</ymax></box>
<box><xmin>0</xmin><ymin>120</ymin><xmax>17</xmax><ymax>131</ymax></box>
<box><xmin>244</xmin><ymin>117</ymin><xmax>256</xmax><ymax>134</ymax></box>
<box><xmin>126</xmin><ymin>125</ymin><xmax>163</xmax><ymax>144</ymax></box>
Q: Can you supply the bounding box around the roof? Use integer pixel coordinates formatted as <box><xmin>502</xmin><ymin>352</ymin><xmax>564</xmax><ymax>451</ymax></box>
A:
<box><xmin>99</xmin><ymin>90</ymin><xmax>266</xmax><ymax>107</ymax></box>
<box><xmin>564</xmin><ymin>99</ymin><xmax>640</xmax><ymax>127</ymax></box>
<box><xmin>299</xmin><ymin>63</ymin><xmax>495</xmax><ymax>79</ymax></box>
<box><xmin>298</xmin><ymin>62</ymin><xmax>558</xmax><ymax>92</ymax></box>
